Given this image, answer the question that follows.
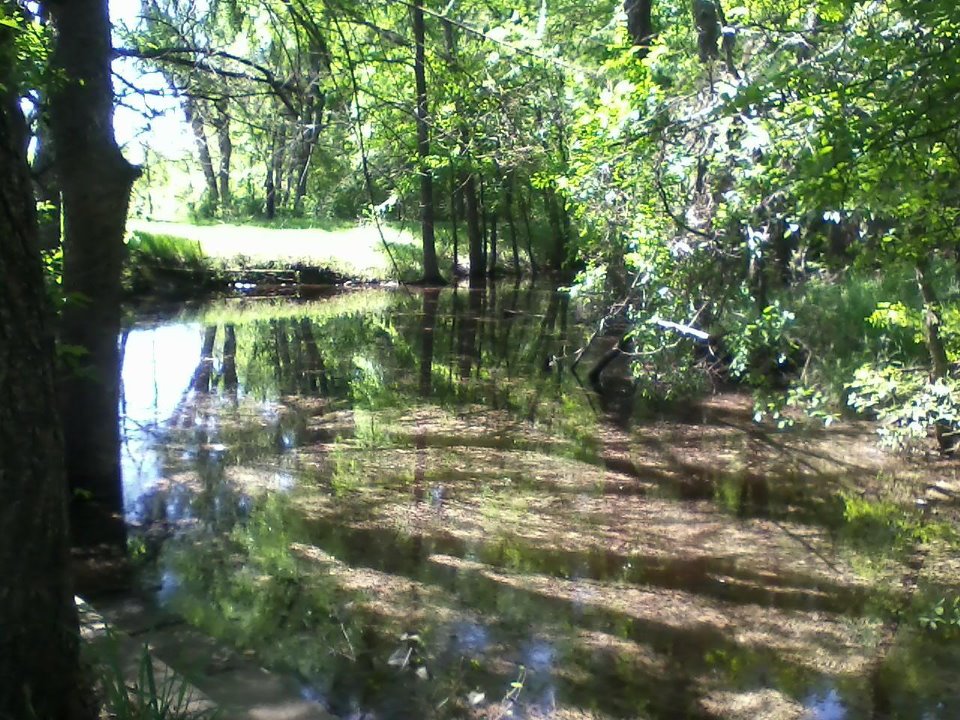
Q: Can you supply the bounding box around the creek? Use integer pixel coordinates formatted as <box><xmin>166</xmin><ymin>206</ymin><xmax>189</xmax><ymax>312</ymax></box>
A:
<box><xmin>116</xmin><ymin>283</ymin><xmax>960</xmax><ymax>719</ymax></box>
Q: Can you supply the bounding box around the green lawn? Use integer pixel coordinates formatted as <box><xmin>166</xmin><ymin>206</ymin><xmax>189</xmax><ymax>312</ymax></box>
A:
<box><xmin>129</xmin><ymin>220</ymin><xmax>419</xmax><ymax>278</ymax></box>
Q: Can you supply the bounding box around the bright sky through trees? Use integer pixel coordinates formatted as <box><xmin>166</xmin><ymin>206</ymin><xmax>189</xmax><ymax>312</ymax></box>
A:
<box><xmin>111</xmin><ymin>0</ymin><xmax>191</xmax><ymax>162</ymax></box>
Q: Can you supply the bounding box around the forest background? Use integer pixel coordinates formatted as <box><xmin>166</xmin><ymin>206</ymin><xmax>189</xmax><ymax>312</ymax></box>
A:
<box><xmin>108</xmin><ymin>0</ymin><xmax>960</xmax><ymax>453</ymax></box>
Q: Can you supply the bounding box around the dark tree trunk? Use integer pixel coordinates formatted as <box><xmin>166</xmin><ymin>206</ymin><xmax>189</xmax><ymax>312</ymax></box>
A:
<box><xmin>543</xmin><ymin>188</ymin><xmax>567</xmax><ymax>272</ymax></box>
<box><xmin>0</xmin><ymin>32</ymin><xmax>93</xmax><ymax>720</ymax></box>
<box><xmin>464</xmin><ymin>172</ymin><xmax>484</xmax><ymax>283</ymax></box>
<box><xmin>479</xmin><ymin>175</ymin><xmax>488</xmax><ymax>271</ymax></box>
<box><xmin>292</xmin><ymin>97</ymin><xmax>323</xmax><ymax>215</ymax></box>
<box><xmin>292</xmin><ymin>124</ymin><xmax>314</xmax><ymax>215</ymax></box>
<box><xmin>265</xmin><ymin>128</ymin><xmax>278</xmax><ymax>220</ymax></box>
<box><xmin>183</xmin><ymin>95</ymin><xmax>219</xmax><ymax>209</ymax></box>
<box><xmin>916</xmin><ymin>260</ymin><xmax>957</xmax><ymax>454</ymax></box>
<box><xmin>518</xmin><ymin>186</ymin><xmax>539</xmax><ymax>275</ymax></box>
<box><xmin>214</xmin><ymin>98</ymin><xmax>232</xmax><ymax>209</ymax></box>
<box><xmin>450</xmin><ymin>172</ymin><xmax>460</xmax><ymax>273</ymax></box>
<box><xmin>273</xmin><ymin>123</ymin><xmax>287</xmax><ymax>213</ymax></box>
<box><xmin>487</xmin><ymin>209</ymin><xmax>498</xmax><ymax>276</ymax></box>
<box><xmin>441</xmin><ymin>18</ymin><xmax>468</xmax><ymax>279</ymax></box>
<box><xmin>505</xmin><ymin>172</ymin><xmax>521</xmax><ymax>274</ymax></box>
<box><xmin>46</xmin><ymin>0</ymin><xmax>139</xmax><ymax>547</ymax></box>
<box><xmin>487</xmin><ymin>168</ymin><xmax>500</xmax><ymax>276</ymax></box>
<box><xmin>624</xmin><ymin>0</ymin><xmax>654</xmax><ymax>54</ymax></box>
<box><xmin>917</xmin><ymin>261</ymin><xmax>951</xmax><ymax>380</ymax></box>
<box><xmin>413</xmin><ymin>0</ymin><xmax>443</xmax><ymax>284</ymax></box>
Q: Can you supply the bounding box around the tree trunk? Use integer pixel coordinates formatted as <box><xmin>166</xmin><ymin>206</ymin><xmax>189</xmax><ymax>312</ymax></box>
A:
<box><xmin>518</xmin><ymin>186</ymin><xmax>539</xmax><ymax>275</ymax></box>
<box><xmin>450</xmin><ymin>172</ymin><xmax>460</xmax><ymax>274</ymax></box>
<box><xmin>265</xmin><ymin>128</ymin><xmax>278</xmax><ymax>220</ymax></box>
<box><xmin>505</xmin><ymin>172</ymin><xmax>521</xmax><ymax>274</ymax></box>
<box><xmin>487</xmin><ymin>164</ymin><xmax>500</xmax><ymax>276</ymax></box>
<box><xmin>273</xmin><ymin>123</ymin><xmax>287</xmax><ymax>213</ymax></box>
<box><xmin>413</xmin><ymin>0</ymin><xmax>443</xmax><ymax>284</ymax></box>
<box><xmin>46</xmin><ymin>0</ymin><xmax>139</xmax><ymax>547</ymax></box>
<box><xmin>0</xmin><ymin>29</ymin><xmax>93</xmax><ymax>719</ymax></box>
<box><xmin>479</xmin><ymin>175</ymin><xmax>488</xmax><ymax>271</ymax></box>
<box><xmin>292</xmin><ymin>98</ymin><xmax>322</xmax><ymax>215</ymax></box>
<box><xmin>487</xmin><ymin>199</ymin><xmax>499</xmax><ymax>276</ymax></box>
<box><xmin>624</xmin><ymin>0</ymin><xmax>655</xmax><ymax>54</ymax></box>
<box><xmin>916</xmin><ymin>259</ymin><xmax>956</xmax><ymax>453</ymax></box>
<box><xmin>465</xmin><ymin>173</ymin><xmax>484</xmax><ymax>282</ymax></box>
<box><xmin>183</xmin><ymin>95</ymin><xmax>219</xmax><ymax>209</ymax></box>
<box><xmin>543</xmin><ymin>188</ymin><xmax>568</xmax><ymax>272</ymax></box>
<box><xmin>214</xmin><ymin>98</ymin><xmax>232</xmax><ymax>210</ymax></box>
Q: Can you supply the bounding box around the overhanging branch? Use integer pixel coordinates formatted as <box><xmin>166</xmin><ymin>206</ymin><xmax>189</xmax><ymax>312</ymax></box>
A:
<box><xmin>114</xmin><ymin>45</ymin><xmax>300</xmax><ymax>115</ymax></box>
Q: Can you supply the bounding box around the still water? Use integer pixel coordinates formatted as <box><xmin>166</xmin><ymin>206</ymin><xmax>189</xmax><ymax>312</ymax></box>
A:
<box><xmin>119</xmin><ymin>284</ymin><xmax>960</xmax><ymax>719</ymax></box>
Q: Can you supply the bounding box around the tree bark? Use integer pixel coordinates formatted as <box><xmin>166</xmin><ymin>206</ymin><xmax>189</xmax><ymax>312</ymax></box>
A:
<box><xmin>465</xmin><ymin>172</ymin><xmax>484</xmax><ymax>282</ymax></box>
<box><xmin>265</xmin><ymin>127</ymin><xmax>278</xmax><ymax>219</ymax></box>
<box><xmin>272</xmin><ymin>122</ymin><xmax>287</xmax><ymax>215</ymax></box>
<box><xmin>183</xmin><ymin>95</ymin><xmax>219</xmax><ymax>209</ymax></box>
<box><xmin>0</xmin><ymin>24</ymin><xmax>93</xmax><ymax>719</ymax></box>
<box><xmin>505</xmin><ymin>172</ymin><xmax>521</xmax><ymax>274</ymax></box>
<box><xmin>487</xmin><ymin>165</ymin><xmax>500</xmax><ymax>276</ymax></box>
<box><xmin>518</xmin><ymin>185</ymin><xmax>539</xmax><ymax>275</ymax></box>
<box><xmin>916</xmin><ymin>259</ymin><xmax>956</xmax><ymax>454</ymax></box>
<box><xmin>450</xmin><ymin>173</ymin><xmax>460</xmax><ymax>273</ymax></box>
<box><xmin>46</xmin><ymin>0</ymin><xmax>140</xmax><ymax>546</ymax></box>
<box><xmin>543</xmin><ymin>188</ymin><xmax>568</xmax><ymax>272</ymax></box>
<box><xmin>413</xmin><ymin>0</ymin><xmax>443</xmax><ymax>284</ymax></box>
<box><xmin>214</xmin><ymin>98</ymin><xmax>232</xmax><ymax>209</ymax></box>
<box><xmin>624</xmin><ymin>0</ymin><xmax>654</xmax><ymax>54</ymax></box>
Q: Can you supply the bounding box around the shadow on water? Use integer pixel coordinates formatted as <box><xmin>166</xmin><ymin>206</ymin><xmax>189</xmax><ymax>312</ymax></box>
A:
<box><xmin>115</xmin><ymin>282</ymin><xmax>960</xmax><ymax>720</ymax></box>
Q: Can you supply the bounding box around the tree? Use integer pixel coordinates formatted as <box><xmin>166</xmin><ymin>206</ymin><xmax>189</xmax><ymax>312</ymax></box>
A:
<box><xmin>0</xmin><ymin>10</ymin><xmax>92</xmax><ymax>719</ymax></box>
<box><xmin>45</xmin><ymin>0</ymin><xmax>140</xmax><ymax>545</ymax></box>
<box><xmin>412</xmin><ymin>0</ymin><xmax>443</xmax><ymax>284</ymax></box>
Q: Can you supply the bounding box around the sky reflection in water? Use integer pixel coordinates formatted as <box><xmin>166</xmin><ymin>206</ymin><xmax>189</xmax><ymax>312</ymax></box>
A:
<box><xmin>117</xmin><ymin>287</ymin><xmax>960</xmax><ymax>720</ymax></box>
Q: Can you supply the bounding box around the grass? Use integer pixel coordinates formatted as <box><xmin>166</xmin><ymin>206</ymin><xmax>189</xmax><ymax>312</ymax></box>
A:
<box><xmin>129</xmin><ymin>219</ymin><xmax>417</xmax><ymax>280</ymax></box>
<box><xmin>91</xmin><ymin>631</ymin><xmax>219</xmax><ymax>720</ymax></box>
<box><xmin>128</xmin><ymin>215</ymin><xmax>552</xmax><ymax>283</ymax></box>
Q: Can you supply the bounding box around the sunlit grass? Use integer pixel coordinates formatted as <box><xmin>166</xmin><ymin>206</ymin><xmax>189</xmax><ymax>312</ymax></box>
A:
<box><xmin>129</xmin><ymin>219</ymin><xmax>418</xmax><ymax>278</ymax></box>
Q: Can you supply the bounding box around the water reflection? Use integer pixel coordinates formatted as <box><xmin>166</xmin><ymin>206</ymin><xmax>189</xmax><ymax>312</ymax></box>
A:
<box><xmin>117</xmin><ymin>285</ymin><xmax>960</xmax><ymax>720</ymax></box>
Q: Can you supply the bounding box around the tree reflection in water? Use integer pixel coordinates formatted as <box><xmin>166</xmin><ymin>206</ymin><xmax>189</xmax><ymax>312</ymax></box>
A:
<box><xmin>116</xmin><ymin>285</ymin><xmax>960</xmax><ymax>720</ymax></box>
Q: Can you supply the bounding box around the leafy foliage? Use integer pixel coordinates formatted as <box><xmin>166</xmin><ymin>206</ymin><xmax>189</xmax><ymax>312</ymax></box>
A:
<box><xmin>108</xmin><ymin>0</ymin><xmax>960</xmax><ymax>449</ymax></box>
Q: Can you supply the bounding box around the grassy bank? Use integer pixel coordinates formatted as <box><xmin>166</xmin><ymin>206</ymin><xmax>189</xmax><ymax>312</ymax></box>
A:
<box><xmin>128</xmin><ymin>219</ymin><xmax>418</xmax><ymax>280</ymax></box>
<box><xmin>126</xmin><ymin>216</ymin><xmax>549</xmax><ymax>292</ymax></box>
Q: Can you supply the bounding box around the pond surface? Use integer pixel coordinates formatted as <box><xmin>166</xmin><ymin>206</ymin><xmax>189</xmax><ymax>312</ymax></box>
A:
<box><xmin>119</xmin><ymin>284</ymin><xmax>960</xmax><ymax>720</ymax></box>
